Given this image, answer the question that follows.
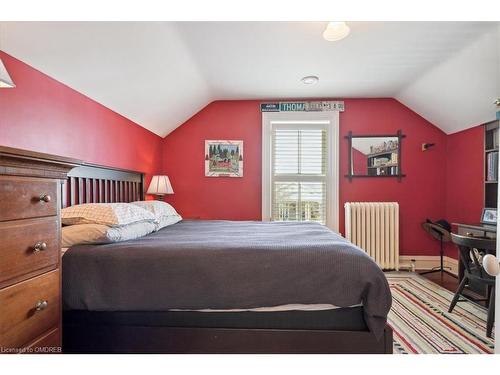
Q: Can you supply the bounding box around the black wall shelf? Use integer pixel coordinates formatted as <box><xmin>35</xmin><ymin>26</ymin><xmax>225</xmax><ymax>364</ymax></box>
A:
<box><xmin>484</xmin><ymin>120</ymin><xmax>499</xmax><ymax>209</ymax></box>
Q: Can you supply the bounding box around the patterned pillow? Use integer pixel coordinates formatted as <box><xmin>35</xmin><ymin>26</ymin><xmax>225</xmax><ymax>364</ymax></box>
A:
<box><xmin>132</xmin><ymin>201</ymin><xmax>182</xmax><ymax>230</ymax></box>
<box><xmin>105</xmin><ymin>221</ymin><xmax>156</xmax><ymax>242</ymax></box>
<box><xmin>154</xmin><ymin>214</ymin><xmax>182</xmax><ymax>231</ymax></box>
<box><xmin>132</xmin><ymin>200</ymin><xmax>180</xmax><ymax>218</ymax></box>
<box><xmin>62</xmin><ymin>203</ymin><xmax>156</xmax><ymax>227</ymax></box>
<box><xmin>62</xmin><ymin>222</ymin><xmax>156</xmax><ymax>247</ymax></box>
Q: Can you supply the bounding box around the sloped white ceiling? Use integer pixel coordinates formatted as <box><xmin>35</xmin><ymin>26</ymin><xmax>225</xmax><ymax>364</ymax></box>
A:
<box><xmin>396</xmin><ymin>26</ymin><xmax>500</xmax><ymax>134</ymax></box>
<box><xmin>1</xmin><ymin>22</ymin><xmax>499</xmax><ymax>137</ymax></box>
<box><xmin>1</xmin><ymin>22</ymin><xmax>211</xmax><ymax>137</ymax></box>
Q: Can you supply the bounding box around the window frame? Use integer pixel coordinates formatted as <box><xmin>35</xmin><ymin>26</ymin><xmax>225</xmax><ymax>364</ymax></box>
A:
<box><xmin>262</xmin><ymin>111</ymin><xmax>339</xmax><ymax>231</ymax></box>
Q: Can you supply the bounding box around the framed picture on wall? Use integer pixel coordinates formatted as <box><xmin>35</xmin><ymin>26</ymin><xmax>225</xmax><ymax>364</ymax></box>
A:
<box><xmin>481</xmin><ymin>208</ymin><xmax>497</xmax><ymax>225</ymax></box>
<box><xmin>205</xmin><ymin>140</ymin><xmax>244</xmax><ymax>177</ymax></box>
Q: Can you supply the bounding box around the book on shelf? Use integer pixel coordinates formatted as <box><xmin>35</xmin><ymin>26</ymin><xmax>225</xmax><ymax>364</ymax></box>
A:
<box><xmin>374</xmin><ymin>166</ymin><xmax>398</xmax><ymax>176</ymax></box>
<box><xmin>493</xmin><ymin>128</ymin><xmax>499</xmax><ymax>149</ymax></box>
<box><xmin>487</xmin><ymin>151</ymin><xmax>498</xmax><ymax>181</ymax></box>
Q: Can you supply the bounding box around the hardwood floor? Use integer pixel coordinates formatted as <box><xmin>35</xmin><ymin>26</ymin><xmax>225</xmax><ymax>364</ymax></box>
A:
<box><xmin>419</xmin><ymin>271</ymin><xmax>458</xmax><ymax>292</ymax></box>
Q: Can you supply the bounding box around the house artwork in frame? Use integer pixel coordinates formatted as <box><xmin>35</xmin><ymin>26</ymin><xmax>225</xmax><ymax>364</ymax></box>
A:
<box><xmin>205</xmin><ymin>140</ymin><xmax>244</xmax><ymax>177</ymax></box>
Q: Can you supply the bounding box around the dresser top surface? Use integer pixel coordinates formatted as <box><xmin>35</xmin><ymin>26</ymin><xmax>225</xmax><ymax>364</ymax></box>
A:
<box><xmin>453</xmin><ymin>222</ymin><xmax>497</xmax><ymax>233</ymax></box>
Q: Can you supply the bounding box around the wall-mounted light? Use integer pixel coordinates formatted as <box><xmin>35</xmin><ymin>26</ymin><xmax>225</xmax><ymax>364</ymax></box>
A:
<box><xmin>322</xmin><ymin>22</ymin><xmax>351</xmax><ymax>42</ymax></box>
<box><xmin>422</xmin><ymin>143</ymin><xmax>435</xmax><ymax>151</ymax></box>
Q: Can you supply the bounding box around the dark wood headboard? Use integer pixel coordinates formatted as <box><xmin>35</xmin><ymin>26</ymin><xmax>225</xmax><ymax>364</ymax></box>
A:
<box><xmin>63</xmin><ymin>163</ymin><xmax>145</xmax><ymax>208</ymax></box>
<box><xmin>0</xmin><ymin>145</ymin><xmax>145</xmax><ymax>208</ymax></box>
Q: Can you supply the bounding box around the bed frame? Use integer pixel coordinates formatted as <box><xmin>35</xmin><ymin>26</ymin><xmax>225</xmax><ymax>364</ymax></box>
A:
<box><xmin>62</xmin><ymin>163</ymin><xmax>144</xmax><ymax>207</ymax></box>
<box><xmin>63</xmin><ymin>321</ymin><xmax>393</xmax><ymax>354</ymax></box>
<box><xmin>61</xmin><ymin>161</ymin><xmax>393</xmax><ymax>354</ymax></box>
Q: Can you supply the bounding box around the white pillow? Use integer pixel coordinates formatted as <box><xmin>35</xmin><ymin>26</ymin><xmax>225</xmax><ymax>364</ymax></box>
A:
<box><xmin>62</xmin><ymin>203</ymin><xmax>156</xmax><ymax>227</ymax></box>
<box><xmin>106</xmin><ymin>221</ymin><xmax>156</xmax><ymax>242</ymax></box>
<box><xmin>132</xmin><ymin>200</ymin><xmax>182</xmax><ymax>230</ymax></box>
<box><xmin>155</xmin><ymin>215</ymin><xmax>182</xmax><ymax>230</ymax></box>
<box><xmin>62</xmin><ymin>222</ymin><xmax>156</xmax><ymax>247</ymax></box>
<box><xmin>132</xmin><ymin>200</ymin><xmax>180</xmax><ymax>218</ymax></box>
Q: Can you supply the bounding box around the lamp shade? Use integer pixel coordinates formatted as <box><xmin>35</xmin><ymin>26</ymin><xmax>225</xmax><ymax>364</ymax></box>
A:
<box><xmin>0</xmin><ymin>58</ymin><xmax>15</xmax><ymax>88</ymax></box>
<box><xmin>147</xmin><ymin>175</ymin><xmax>174</xmax><ymax>195</ymax></box>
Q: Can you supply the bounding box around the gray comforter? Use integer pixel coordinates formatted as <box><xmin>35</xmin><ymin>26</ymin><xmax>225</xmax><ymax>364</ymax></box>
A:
<box><xmin>63</xmin><ymin>220</ymin><xmax>392</xmax><ymax>338</ymax></box>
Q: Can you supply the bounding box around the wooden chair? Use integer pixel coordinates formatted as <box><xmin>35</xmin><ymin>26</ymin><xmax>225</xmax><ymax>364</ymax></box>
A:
<box><xmin>449</xmin><ymin>233</ymin><xmax>496</xmax><ymax>338</ymax></box>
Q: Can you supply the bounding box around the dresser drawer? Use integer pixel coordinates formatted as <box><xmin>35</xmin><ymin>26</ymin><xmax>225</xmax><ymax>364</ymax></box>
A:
<box><xmin>0</xmin><ymin>270</ymin><xmax>60</xmax><ymax>349</ymax></box>
<box><xmin>23</xmin><ymin>328</ymin><xmax>61</xmax><ymax>354</ymax></box>
<box><xmin>0</xmin><ymin>217</ymin><xmax>60</xmax><ymax>288</ymax></box>
<box><xmin>0</xmin><ymin>176</ymin><xmax>58</xmax><ymax>222</ymax></box>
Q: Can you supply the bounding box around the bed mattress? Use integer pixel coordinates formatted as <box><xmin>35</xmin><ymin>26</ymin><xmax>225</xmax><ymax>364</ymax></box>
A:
<box><xmin>62</xmin><ymin>220</ymin><xmax>391</xmax><ymax>338</ymax></box>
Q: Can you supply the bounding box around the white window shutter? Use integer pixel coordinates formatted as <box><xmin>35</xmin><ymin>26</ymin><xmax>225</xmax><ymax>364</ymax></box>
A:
<box><xmin>271</xmin><ymin>126</ymin><xmax>328</xmax><ymax>224</ymax></box>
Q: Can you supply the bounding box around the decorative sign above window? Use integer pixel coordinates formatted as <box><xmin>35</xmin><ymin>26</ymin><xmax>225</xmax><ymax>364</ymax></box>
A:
<box><xmin>260</xmin><ymin>101</ymin><xmax>345</xmax><ymax>113</ymax></box>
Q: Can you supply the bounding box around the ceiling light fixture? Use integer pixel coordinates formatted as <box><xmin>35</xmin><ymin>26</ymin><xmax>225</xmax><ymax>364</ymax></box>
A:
<box><xmin>301</xmin><ymin>75</ymin><xmax>319</xmax><ymax>85</ymax></box>
<box><xmin>322</xmin><ymin>22</ymin><xmax>351</xmax><ymax>42</ymax></box>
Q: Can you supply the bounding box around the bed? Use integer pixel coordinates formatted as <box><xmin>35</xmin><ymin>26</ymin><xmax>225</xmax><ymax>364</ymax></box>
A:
<box><xmin>61</xmin><ymin>164</ymin><xmax>393</xmax><ymax>354</ymax></box>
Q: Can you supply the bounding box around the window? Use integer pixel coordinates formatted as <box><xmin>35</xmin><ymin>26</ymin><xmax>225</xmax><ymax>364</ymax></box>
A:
<box><xmin>272</xmin><ymin>126</ymin><xmax>327</xmax><ymax>224</ymax></box>
<box><xmin>262</xmin><ymin>112</ymin><xmax>339</xmax><ymax>230</ymax></box>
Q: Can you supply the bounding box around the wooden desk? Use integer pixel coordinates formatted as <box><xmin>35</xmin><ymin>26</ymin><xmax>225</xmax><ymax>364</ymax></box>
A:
<box><xmin>453</xmin><ymin>223</ymin><xmax>496</xmax><ymax>239</ymax></box>
<box><xmin>452</xmin><ymin>223</ymin><xmax>496</xmax><ymax>300</ymax></box>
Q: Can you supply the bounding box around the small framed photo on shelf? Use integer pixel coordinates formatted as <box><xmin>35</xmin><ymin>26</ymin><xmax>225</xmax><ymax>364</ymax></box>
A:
<box><xmin>480</xmin><ymin>208</ymin><xmax>497</xmax><ymax>225</ymax></box>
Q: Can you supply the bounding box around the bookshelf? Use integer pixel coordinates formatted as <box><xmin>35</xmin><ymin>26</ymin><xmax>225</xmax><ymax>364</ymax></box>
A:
<box><xmin>484</xmin><ymin>120</ymin><xmax>499</xmax><ymax>208</ymax></box>
<box><xmin>366</xmin><ymin>150</ymin><xmax>398</xmax><ymax>176</ymax></box>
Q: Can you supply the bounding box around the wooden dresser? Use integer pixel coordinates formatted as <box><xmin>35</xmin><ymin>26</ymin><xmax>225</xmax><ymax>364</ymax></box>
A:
<box><xmin>0</xmin><ymin>146</ymin><xmax>79</xmax><ymax>354</ymax></box>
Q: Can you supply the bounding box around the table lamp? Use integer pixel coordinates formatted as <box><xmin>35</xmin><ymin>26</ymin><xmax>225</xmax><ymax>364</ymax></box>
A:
<box><xmin>146</xmin><ymin>175</ymin><xmax>174</xmax><ymax>201</ymax></box>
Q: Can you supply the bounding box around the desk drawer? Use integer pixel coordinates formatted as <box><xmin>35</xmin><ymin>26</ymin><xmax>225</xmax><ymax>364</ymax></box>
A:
<box><xmin>457</xmin><ymin>227</ymin><xmax>496</xmax><ymax>239</ymax></box>
<box><xmin>0</xmin><ymin>270</ymin><xmax>60</xmax><ymax>349</ymax></box>
<box><xmin>0</xmin><ymin>176</ymin><xmax>58</xmax><ymax>222</ymax></box>
<box><xmin>0</xmin><ymin>217</ymin><xmax>60</xmax><ymax>288</ymax></box>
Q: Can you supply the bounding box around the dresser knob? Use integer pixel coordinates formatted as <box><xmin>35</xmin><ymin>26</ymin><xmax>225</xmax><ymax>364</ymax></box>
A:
<box><xmin>35</xmin><ymin>300</ymin><xmax>48</xmax><ymax>311</ymax></box>
<box><xmin>466</xmin><ymin>232</ymin><xmax>474</xmax><ymax>237</ymax></box>
<box><xmin>33</xmin><ymin>242</ymin><xmax>47</xmax><ymax>253</ymax></box>
<box><xmin>39</xmin><ymin>194</ymin><xmax>51</xmax><ymax>203</ymax></box>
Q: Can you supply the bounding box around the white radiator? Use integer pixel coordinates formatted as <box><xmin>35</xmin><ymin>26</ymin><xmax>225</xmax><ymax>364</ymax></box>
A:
<box><xmin>345</xmin><ymin>202</ymin><xmax>399</xmax><ymax>270</ymax></box>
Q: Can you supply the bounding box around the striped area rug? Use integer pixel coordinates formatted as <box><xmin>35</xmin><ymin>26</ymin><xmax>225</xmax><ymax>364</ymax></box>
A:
<box><xmin>386</xmin><ymin>272</ymin><xmax>494</xmax><ymax>354</ymax></box>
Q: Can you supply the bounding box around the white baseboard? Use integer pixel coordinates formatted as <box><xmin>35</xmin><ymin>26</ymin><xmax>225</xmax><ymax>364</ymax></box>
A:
<box><xmin>399</xmin><ymin>255</ymin><xmax>458</xmax><ymax>276</ymax></box>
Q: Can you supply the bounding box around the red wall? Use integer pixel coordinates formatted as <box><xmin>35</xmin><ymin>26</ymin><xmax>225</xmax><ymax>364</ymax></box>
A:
<box><xmin>0</xmin><ymin>52</ymin><xmax>163</xmax><ymax>181</ymax></box>
<box><xmin>339</xmin><ymin>100</ymin><xmax>448</xmax><ymax>256</ymax></box>
<box><xmin>1</xmin><ymin>50</ymin><xmax>485</xmax><ymax>259</ymax></box>
<box><xmin>444</xmin><ymin>125</ymin><xmax>484</xmax><ymax>257</ymax></box>
<box><xmin>352</xmin><ymin>147</ymin><xmax>368</xmax><ymax>175</ymax></box>
<box><xmin>163</xmin><ymin>99</ymin><xmax>452</xmax><ymax>256</ymax></box>
<box><xmin>163</xmin><ymin>101</ymin><xmax>262</xmax><ymax>220</ymax></box>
